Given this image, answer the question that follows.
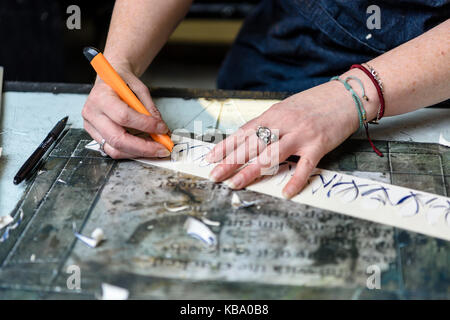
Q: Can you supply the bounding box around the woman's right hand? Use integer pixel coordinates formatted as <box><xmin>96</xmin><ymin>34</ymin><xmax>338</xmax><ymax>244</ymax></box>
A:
<box><xmin>82</xmin><ymin>64</ymin><xmax>171</xmax><ymax>159</ymax></box>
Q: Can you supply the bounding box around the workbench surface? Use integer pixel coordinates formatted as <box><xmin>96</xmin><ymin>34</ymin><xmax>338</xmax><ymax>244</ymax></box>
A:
<box><xmin>0</xmin><ymin>83</ymin><xmax>449</xmax><ymax>299</ymax></box>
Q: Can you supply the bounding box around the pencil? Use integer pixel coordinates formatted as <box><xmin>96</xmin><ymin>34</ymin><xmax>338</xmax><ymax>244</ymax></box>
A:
<box><xmin>83</xmin><ymin>47</ymin><xmax>174</xmax><ymax>152</ymax></box>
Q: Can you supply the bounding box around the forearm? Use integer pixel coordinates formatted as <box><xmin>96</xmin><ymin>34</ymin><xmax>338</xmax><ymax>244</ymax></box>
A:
<box><xmin>103</xmin><ymin>0</ymin><xmax>192</xmax><ymax>76</ymax></box>
<box><xmin>342</xmin><ymin>20</ymin><xmax>450</xmax><ymax>120</ymax></box>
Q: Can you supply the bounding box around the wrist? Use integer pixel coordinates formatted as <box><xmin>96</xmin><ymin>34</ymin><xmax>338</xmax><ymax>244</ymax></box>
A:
<box><xmin>93</xmin><ymin>56</ymin><xmax>137</xmax><ymax>86</ymax></box>
<box><xmin>336</xmin><ymin>67</ymin><xmax>385</xmax><ymax>157</ymax></box>
<box><xmin>106</xmin><ymin>58</ymin><xmax>135</xmax><ymax>75</ymax></box>
<box><xmin>340</xmin><ymin>68</ymin><xmax>381</xmax><ymax>122</ymax></box>
<box><xmin>103</xmin><ymin>48</ymin><xmax>141</xmax><ymax>75</ymax></box>
<box><xmin>325</xmin><ymin>80</ymin><xmax>362</xmax><ymax>134</ymax></box>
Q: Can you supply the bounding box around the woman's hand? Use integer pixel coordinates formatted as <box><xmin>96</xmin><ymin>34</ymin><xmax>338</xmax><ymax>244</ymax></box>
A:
<box><xmin>82</xmin><ymin>63</ymin><xmax>171</xmax><ymax>159</ymax></box>
<box><xmin>206</xmin><ymin>79</ymin><xmax>376</xmax><ymax>199</ymax></box>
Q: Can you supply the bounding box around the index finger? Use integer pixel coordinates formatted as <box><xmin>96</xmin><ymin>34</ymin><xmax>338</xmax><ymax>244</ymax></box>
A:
<box><xmin>206</xmin><ymin>119</ymin><xmax>259</xmax><ymax>163</ymax></box>
<box><xmin>99</xmin><ymin>94</ymin><xmax>169</xmax><ymax>134</ymax></box>
<box><xmin>282</xmin><ymin>150</ymin><xmax>322</xmax><ymax>199</ymax></box>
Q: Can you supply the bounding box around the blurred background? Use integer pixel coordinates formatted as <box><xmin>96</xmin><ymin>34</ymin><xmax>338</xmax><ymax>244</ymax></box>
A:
<box><xmin>0</xmin><ymin>0</ymin><xmax>259</xmax><ymax>88</ymax></box>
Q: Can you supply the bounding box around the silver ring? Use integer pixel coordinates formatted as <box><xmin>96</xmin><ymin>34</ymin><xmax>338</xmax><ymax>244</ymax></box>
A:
<box><xmin>256</xmin><ymin>126</ymin><xmax>278</xmax><ymax>145</ymax></box>
<box><xmin>99</xmin><ymin>138</ymin><xmax>108</xmax><ymax>157</ymax></box>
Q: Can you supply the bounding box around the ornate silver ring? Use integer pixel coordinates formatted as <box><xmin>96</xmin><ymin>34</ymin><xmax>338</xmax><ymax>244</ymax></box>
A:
<box><xmin>256</xmin><ymin>126</ymin><xmax>278</xmax><ymax>145</ymax></box>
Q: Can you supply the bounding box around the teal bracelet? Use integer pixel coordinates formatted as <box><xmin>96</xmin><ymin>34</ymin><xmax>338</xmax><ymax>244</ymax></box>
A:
<box><xmin>330</xmin><ymin>76</ymin><xmax>367</xmax><ymax>129</ymax></box>
<box><xmin>335</xmin><ymin>68</ymin><xmax>384</xmax><ymax>158</ymax></box>
<box><xmin>345</xmin><ymin>75</ymin><xmax>369</xmax><ymax>102</ymax></box>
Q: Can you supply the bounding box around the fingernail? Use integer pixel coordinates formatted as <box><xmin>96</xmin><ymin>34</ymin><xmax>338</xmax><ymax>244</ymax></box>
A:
<box><xmin>224</xmin><ymin>179</ymin><xmax>236</xmax><ymax>189</ymax></box>
<box><xmin>227</xmin><ymin>174</ymin><xmax>243</xmax><ymax>189</ymax></box>
<box><xmin>282</xmin><ymin>186</ymin><xmax>296</xmax><ymax>199</ymax></box>
<box><xmin>157</xmin><ymin>149</ymin><xmax>171</xmax><ymax>158</ymax></box>
<box><xmin>206</xmin><ymin>151</ymin><xmax>215</xmax><ymax>163</ymax></box>
<box><xmin>209</xmin><ymin>167</ymin><xmax>223</xmax><ymax>182</ymax></box>
<box><xmin>157</xmin><ymin>123</ymin><xmax>169</xmax><ymax>133</ymax></box>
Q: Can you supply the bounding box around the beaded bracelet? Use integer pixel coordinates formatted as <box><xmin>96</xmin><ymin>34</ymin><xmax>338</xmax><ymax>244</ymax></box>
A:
<box><xmin>331</xmin><ymin>76</ymin><xmax>367</xmax><ymax>129</ymax></box>
<box><xmin>350</xmin><ymin>64</ymin><xmax>385</xmax><ymax>123</ymax></box>
<box><xmin>330</xmin><ymin>75</ymin><xmax>384</xmax><ymax>157</ymax></box>
<box><xmin>345</xmin><ymin>75</ymin><xmax>369</xmax><ymax>102</ymax></box>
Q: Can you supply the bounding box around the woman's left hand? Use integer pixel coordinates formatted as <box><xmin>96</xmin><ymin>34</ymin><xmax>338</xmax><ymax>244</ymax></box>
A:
<box><xmin>206</xmin><ymin>80</ymin><xmax>373</xmax><ymax>199</ymax></box>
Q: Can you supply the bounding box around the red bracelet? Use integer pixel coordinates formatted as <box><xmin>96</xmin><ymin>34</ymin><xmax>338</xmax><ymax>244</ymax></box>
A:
<box><xmin>350</xmin><ymin>64</ymin><xmax>385</xmax><ymax>122</ymax></box>
<box><xmin>349</xmin><ymin>64</ymin><xmax>385</xmax><ymax>157</ymax></box>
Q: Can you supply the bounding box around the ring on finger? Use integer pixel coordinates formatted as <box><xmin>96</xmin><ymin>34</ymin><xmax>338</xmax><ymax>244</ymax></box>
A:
<box><xmin>99</xmin><ymin>138</ymin><xmax>108</xmax><ymax>157</ymax></box>
<box><xmin>256</xmin><ymin>126</ymin><xmax>278</xmax><ymax>145</ymax></box>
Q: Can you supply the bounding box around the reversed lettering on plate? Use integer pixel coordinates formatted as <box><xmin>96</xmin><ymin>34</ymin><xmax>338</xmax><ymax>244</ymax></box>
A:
<box><xmin>68</xmin><ymin>161</ymin><xmax>397</xmax><ymax>287</ymax></box>
<box><xmin>86</xmin><ymin>136</ymin><xmax>450</xmax><ymax>241</ymax></box>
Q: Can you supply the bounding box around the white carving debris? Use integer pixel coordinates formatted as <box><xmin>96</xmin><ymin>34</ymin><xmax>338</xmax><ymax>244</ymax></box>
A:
<box><xmin>201</xmin><ymin>217</ymin><xmax>220</xmax><ymax>227</ymax></box>
<box><xmin>439</xmin><ymin>132</ymin><xmax>450</xmax><ymax>147</ymax></box>
<box><xmin>74</xmin><ymin>227</ymin><xmax>105</xmax><ymax>248</ymax></box>
<box><xmin>101</xmin><ymin>283</ymin><xmax>129</xmax><ymax>300</ymax></box>
<box><xmin>184</xmin><ymin>217</ymin><xmax>217</xmax><ymax>246</ymax></box>
<box><xmin>0</xmin><ymin>215</ymin><xmax>13</xmax><ymax>230</ymax></box>
<box><xmin>231</xmin><ymin>193</ymin><xmax>259</xmax><ymax>209</ymax></box>
<box><xmin>91</xmin><ymin>228</ymin><xmax>105</xmax><ymax>243</ymax></box>
<box><xmin>164</xmin><ymin>203</ymin><xmax>190</xmax><ymax>212</ymax></box>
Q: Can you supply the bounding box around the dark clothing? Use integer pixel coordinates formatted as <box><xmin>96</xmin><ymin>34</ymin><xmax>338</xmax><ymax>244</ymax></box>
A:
<box><xmin>0</xmin><ymin>0</ymin><xmax>64</xmax><ymax>82</ymax></box>
<box><xmin>217</xmin><ymin>0</ymin><xmax>450</xmax><ymax>92</ymax></box>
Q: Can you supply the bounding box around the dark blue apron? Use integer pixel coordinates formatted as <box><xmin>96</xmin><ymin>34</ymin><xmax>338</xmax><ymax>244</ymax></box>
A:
<box><xmin>217</xmin><ymin>0</ymin><xmax>450</xmax><ymax>93</ymax></box>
